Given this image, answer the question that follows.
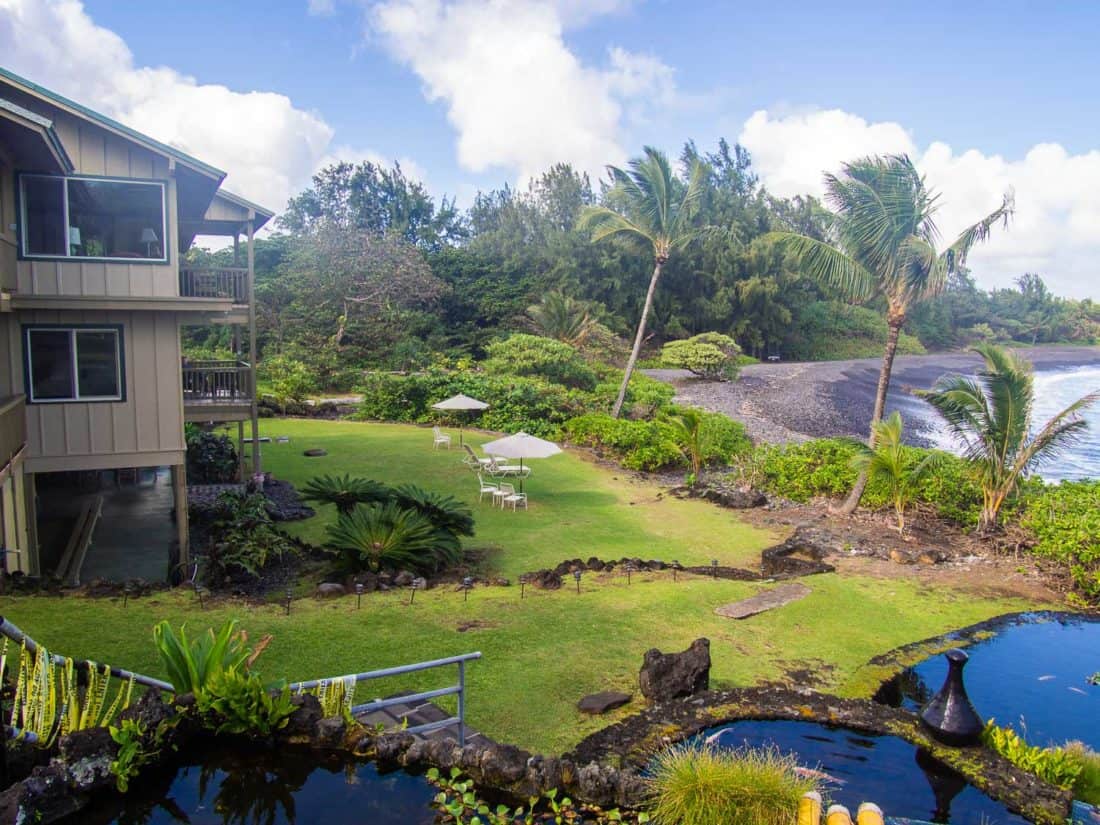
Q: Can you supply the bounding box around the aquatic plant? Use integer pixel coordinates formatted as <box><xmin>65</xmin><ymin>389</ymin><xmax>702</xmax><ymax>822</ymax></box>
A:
<box><xmin>197</xmin><ymin>670</ymin><xmax>295</xmax><ymax>736</ymax></box>
<box><xmin>646</xmin><ymin>744</ymin><xmax>817</xmax><ymax>825</ymax></box>
<box><xmin>153</xmin><ymin>619</ymin><xmax>263</xmax><ymax>697</ymax></box>
<box><xmin>109</xmin><ymin>719</ymin><xmax>155</xmax><ymax>792</ymax></box>
<box><xmin>981</xmin><ymin>721</ymin><xmax>1083</xmax><ymax>789</ymax></box>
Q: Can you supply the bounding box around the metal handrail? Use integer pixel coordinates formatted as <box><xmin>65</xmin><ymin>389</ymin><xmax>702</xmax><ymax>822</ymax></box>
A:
<box><xmin>288</xmin><ymin>651</ymin><xmax>482</xmax><ymax>745</ymax></box>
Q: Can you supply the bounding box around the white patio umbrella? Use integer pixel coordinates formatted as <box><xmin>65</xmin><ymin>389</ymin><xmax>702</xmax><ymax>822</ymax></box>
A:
<box><xmin>479</xmin><ymin>431</ymin><xmax>562</xmax><ymax>492</ymax></box>
<box><xmin>431</xmin><ymin>393</ymin><xmax>489</xmax><ymax>445</ymax></box>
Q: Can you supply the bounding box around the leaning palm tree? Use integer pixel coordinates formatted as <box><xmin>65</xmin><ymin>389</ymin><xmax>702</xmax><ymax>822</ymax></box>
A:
<box><xmin>765</xmin><ymin>155</ymin><xmax>1013</xmax><ymax>513</ymax></box>
<box><xmin>849</xmin><ymin>411</ymin><xmax>943</xmax><ymax>535</ymax></box>
<box><xmin>921</xmin><ymin>344</ymin><xmax>1098</xmax><ymax>533</ymax></box>
<box><xmin>527</xmin><ymin>290</ymin><xmax>595</xmax><ymax>346</ymax></box>
<box><xmin>580</xmin><ymin>147</ymin><xmax>707</xmax><ymax>418</ymax></box>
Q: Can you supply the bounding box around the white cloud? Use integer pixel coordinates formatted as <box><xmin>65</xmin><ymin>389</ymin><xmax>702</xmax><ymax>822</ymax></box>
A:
<box><xmin>307</xmin><ymin>0</ymin><xmax>336</xmax><ymax>15</ymax></box>
<box><xmin>367</xmin><ymin>0</ymin><xmax>672</xmax><ymax>184</ymax></box>
<box><xmin>738</xmin><ymin>107</ymin><xmax>1100</xmax><ymax>299</ymax></box>
<box><xmin>0</xmin><ymin>0</ymin><xmax>350</xmax><ymax>214</ymax></box>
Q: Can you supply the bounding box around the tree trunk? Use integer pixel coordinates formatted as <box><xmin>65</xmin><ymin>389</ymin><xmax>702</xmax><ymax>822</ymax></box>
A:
<box><xmin>837</xmin><ymin>317</ymin><xmax>904</xmax><ymax>514</ymax></box>
<box><xmin>611</xmin><ymin>259</ymin><xmax>664</xmax><ymax>419</ymax></box>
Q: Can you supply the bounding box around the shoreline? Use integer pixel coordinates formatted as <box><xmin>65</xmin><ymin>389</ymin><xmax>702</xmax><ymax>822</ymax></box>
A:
<box><xmin>646</xmin><ymin>344</ymin><xmax>1100</xmax><ymax>445</ymax></box>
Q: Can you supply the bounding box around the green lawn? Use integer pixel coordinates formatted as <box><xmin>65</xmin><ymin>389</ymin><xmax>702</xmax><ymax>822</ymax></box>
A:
<box><xmin>2</xmin><ymin>419</ymin><xmax>1044</xmax><ymax>754</ymax></box>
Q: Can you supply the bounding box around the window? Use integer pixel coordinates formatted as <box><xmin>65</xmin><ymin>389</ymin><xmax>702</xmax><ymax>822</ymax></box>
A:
<box><xmin>19</xmin><ymin>174</ymin><xmax>167</xmax><ymax>262</ymax></box>
<box><xmin>24</xmin><ymin>326</ymin><xmax>124</xmax><ymax>403</ymax></box>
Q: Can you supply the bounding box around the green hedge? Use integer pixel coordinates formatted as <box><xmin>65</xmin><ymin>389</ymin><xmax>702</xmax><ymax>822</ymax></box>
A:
<box><xmin>1023</xmin><ymin>480</ymin><xmax>1100</xmax><ymax>600</ymax></box>
<box><xmin>563</xmin><ymin>409</ymin><xmax>750</xmax><ymax>472</ymax></box>
<box><xmin>483</xmin><ymin>334</ymin><xmax>598</xmax><ymax>391</ymax></box>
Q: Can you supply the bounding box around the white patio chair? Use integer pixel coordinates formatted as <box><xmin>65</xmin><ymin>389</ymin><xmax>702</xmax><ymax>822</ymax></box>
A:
<box><xmin>476</xmin><ymin>473</ymin><xmax>500</xmax><ymax>504</ymax></box>
<box><xmin>463</xmin><ymin>443</ymin><xmax>494</xmax><ymax>469</ymax></box>
<box><xmin>433</xmin><ymin>426</ymin><xmax>452</xmax><ymax>450</ymax></box>
<box><xmin>499</xmin><ymin>482</ymin><xmax>528</xmax><ymax>512</ymax></box>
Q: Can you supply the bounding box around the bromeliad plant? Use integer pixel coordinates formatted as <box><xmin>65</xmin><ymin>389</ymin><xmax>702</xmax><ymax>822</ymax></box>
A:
<box><xmin>152</xmin><ymin>619</ymin><xmax>268</xmax><ymax>697</ymax></box>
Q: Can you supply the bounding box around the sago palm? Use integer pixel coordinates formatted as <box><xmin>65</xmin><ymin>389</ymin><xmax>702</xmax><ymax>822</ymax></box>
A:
<box><xmin>849</xmin><ymin>412</ymin><xmax>943</xmax><ymax>535</ymax></box>
<box><xmin>765</xmin><ymin>154</ymin><xmax>1013</xmax><ymax>512</ymax></box>
<box><xmin>300</xmin><ymin>474</ymin><xmax>390</xmax><ymax>516</ymax></box>
<box><xmin>920</xmin><ymin>344</ymin><xmax>1099</xmax><ymax>533</ymax></box>
<box><xmin>580</xmin><ymin>147</ymin><xmax>708</xmax><ymax>418</ymax></box>
<box><xmin>527</xmin><ymin>290</ymin><xmax>595</xmax><ymax>346</ymax></box>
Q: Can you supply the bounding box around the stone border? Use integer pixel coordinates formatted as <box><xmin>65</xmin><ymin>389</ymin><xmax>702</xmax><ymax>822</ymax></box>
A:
<box><xmin>563</xmin><ymin>686</ymin><xmax>1070</xmax><ymax>824</ymax></box>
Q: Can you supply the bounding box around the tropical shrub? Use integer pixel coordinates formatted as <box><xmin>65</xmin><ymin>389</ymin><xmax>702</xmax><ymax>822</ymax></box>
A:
<box><xmin>483</xmin><ymin>333</ymin><xmax>598</xmax><ymax>390</ymax></box>
<box><xmin>324</xmin><ymin>502</ymin><xmax>444</xmax><ymax>574</ymax></box>
<box><xmin>661</xmin><ymin>332</ymin><xmax>742</xmax><ymax>381</ymax></box>
<box><xmin>564</xmin><ymin>414</ymin><xmax>684</xmax><ymax>471</ymax></box>
<box><xmin>594</xmin><ymin>371</ymin><xmax>676</xmax><ymax>418</ymax></box>
<box><xmin>390</xmin><ymin>484</ymin><xmax>476</xmax><ymax>539</ymax></box>
<box><xmin>526</xmin><ymin>291</ymin><xmax>597</xmax><ymax>347</ymax></box>
<box><xmin>260</xmin><ymin>354</ymin><xmax>317</xmax><ymax>411</ymax></box>
<box><xmin>1022</xmin><ymin>480</ymin><xmax>1100</xmax><ymax>599</ymax></box>
<box><xmin>197</xmin><ymin>670</ymin><xmax>295</xmax><ymax>736</ymax></box>
<box><xmin>186</xmin><ymin>430</ymin><xmax>238</xmax><ymax>484</ymax></box>
<box><xmin>784</xmin><ymin>301</ymin><xmax>927</xmax><ymax>361</ymax></box>
<box><xmin>152</xmin><ymin>619</ymin><xmax>261</xmax><ymax>697</ymax></box>
<box><xmin>300</xmin><ymin>474</ymin><xmax>391</xmax><ymax>516</ymax></box>
<box><xmin>201</xmin><ymin>491</ymin><xmax>298</xmax><ymax>583</ymax></box>
<box><xmin>646</xmin><ymin>745</ymin><xmax>817</xmax><ymax>825</ymax></box>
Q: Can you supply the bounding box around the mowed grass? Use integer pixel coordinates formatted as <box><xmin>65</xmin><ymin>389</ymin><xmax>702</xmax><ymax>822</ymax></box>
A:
<box><xmin>2</xmin><ymin>419</ymin><xmax>1043</xmax><ymax>754</ymax></box>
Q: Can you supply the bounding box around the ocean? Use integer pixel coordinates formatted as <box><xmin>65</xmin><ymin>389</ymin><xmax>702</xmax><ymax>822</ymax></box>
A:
<box><xmin>912</xmin><ymin>364</ymin><xmax>1100</xmax><ymax>483</ymax></box>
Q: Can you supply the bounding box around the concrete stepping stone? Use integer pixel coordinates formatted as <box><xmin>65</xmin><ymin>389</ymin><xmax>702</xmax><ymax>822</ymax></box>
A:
<box><xmin>714</xmin><ymin>583</ymin><xmax>811</xmax><ymax>619</ymax></box>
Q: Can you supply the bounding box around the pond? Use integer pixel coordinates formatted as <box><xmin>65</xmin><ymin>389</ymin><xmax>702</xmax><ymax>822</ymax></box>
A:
<box><xmin>68</xmin><ymin>746</ymin><xmax>439</xmax><ymax>825</ymax></box>
<box><xmin>699</xmin><ymin>720</ymin><xmax>1028</xmax><ymax>825</ymax></box>
<box><xmin>876</xmin><ymin>612</ymin><xmax>1100</xmax><ymax>750</ymax></box>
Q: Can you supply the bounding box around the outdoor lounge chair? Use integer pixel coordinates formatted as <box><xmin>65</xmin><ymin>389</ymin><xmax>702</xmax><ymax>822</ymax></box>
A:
<box><xmin>486</xmin><ymin>457</ymin><xmax>531</xmax><ymax>478</ymax></box>
<box><xmin>476</xmin><ymin>473</ymin><xmax>500</xmax><ymax>504</ymax></box>
<box><xmin>499</xmin><ymin>482</ymin><xmax>528</xmax><ymax>511</ymax></box>
<box><xmin>463</xmin><ymin>443</ymin><xmax>494</xmax><ymax>469</ymax></box>
<box><xmin>433</xmin><ymin>426</ymin><xmax>452</xmax><ymax>449</ymax></box>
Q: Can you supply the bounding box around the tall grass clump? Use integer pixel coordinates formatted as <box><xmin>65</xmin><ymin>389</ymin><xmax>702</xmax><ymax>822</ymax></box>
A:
<box><xmin>647</xmin><ymin>745</ymin><xmax>817</xmax><ymax>825</ymax></box>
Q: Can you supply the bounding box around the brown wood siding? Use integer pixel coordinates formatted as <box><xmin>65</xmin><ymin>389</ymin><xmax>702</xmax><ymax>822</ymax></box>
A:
<box><xmin>2</xmin><ymin>309</ymin><xmax>185</xmax><ymax>467</ymax></box>
<box><xmin>0</xmin><ymin>143</ymin><xmax>15</xmax><ymax>292</ymax></box>
<box><xmin>11</xmin><ymin>107</ymin><xmax>180</xmax><ymax>300</ymax></box>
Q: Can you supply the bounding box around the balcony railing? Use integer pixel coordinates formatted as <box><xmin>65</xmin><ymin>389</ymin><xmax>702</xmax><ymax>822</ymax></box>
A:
<box><xmin>182</xmin><ymin>360</ymin><xmax>252</xmax><ymax>404</ymax></box>
<box><xmin>179</xmin><ymin>267</ymin><xmax>248</xmax><ymax>303</ymax></box>
<box><xmin>0</xmin><ymin>396</ymin><xmax>26</xmax><ymax>469</ymax></box>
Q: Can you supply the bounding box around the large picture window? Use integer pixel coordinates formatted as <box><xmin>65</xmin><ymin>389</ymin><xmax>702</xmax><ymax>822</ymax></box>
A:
<box><xmin>24</xmin><ymin>326</ymin><xmax>124</xmax><ymax>403</ymax></box>
<box><xmin>19</xmin><ymin>174</ymin><xmax>167</xmax><ymax>262</ymax></box>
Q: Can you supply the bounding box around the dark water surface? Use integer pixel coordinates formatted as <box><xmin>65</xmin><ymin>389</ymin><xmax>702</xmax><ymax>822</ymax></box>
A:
<box><xmin>878</xmin><ymin>613</ymin><xmax>1100</xmax><ymax>750</ymax></box>
<box><xmin>73</xmin><ymin>747</ymin><xmax>438</xmax><ymax>825</ymax></box>
<box><xmin>699</xmin><ymin>720</ymin><xmax>1027</xmax><ymax>825</ymax></box>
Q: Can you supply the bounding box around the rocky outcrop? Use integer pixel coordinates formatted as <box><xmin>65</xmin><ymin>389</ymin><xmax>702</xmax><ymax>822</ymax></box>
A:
<box><xmin>577</xmin><ymin>691</ymin><xmax>633</xmax><ymax>715</ymax></box>
<box><xmin>639</xmin><ymin>638</ymin><xmax>711</xmax><ymax>704</ymax></box>
<box><xmin>760</xmin><ymin>526</ymin><xmax>839</xmax><ymax>578</ymax></box>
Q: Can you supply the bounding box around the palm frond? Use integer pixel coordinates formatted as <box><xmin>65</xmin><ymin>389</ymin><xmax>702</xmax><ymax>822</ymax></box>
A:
<box><xmin>577</xmin><ymin>206</ymin><xmax>654</xmax><ymax>246</ymax></box>
<box><xmin>760</xmin><ymin>231</ymin><xmax>875</xmax><ymax>301</ymax></box>
<box><xmin>941</xmin><ymin>190</ymin><xmax>1015</xmax><ymax>272</ymax></box>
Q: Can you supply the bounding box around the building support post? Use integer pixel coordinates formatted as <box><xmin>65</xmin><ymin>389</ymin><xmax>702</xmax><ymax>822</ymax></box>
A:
<box><xmin>23</xmin><ymin>472</ymin><xmax>38</xmax><ymax>577</ymax></box>
<box><xmin>246</xmin><ymin>217</ymin><xmax>261</xmax><ymax>476</ymax></box>
<box><xmin>237</xmin><ymin>420</ymin><xmax>246</xmax><ymax>481</ymax></box>
<box><xmin>171</xmin><ymin>464</ymin><xmax>189</xmax><ymax>571</ymax></box>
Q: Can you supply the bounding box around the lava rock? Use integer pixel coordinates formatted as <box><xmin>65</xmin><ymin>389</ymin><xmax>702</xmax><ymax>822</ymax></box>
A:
<box><xmin>577</xmin><ymin>691</ymin><xmax>632</xmax><ymax>715</ymax></box>
<box><xmin>760</xmin><ymin>526</ymin><xmax>839</xmax><ymax>578</ymax></box>
<box><xmin>283</xmin><ymin>693</ymin><xmax>324</xmax><ymax>737</ymax></box>
<box><xmin>303</xmin><ymin>448</ymin><xmax>327</xmax><ymax>457</ymax></box>
<box><xmin>701</xmin><ymin>486</ymin><xmax>768</xmax><ymax>509</ymax></box>
<box><xmin>524</xmin><ymin>569</ymin><xmax>563</xmax><ymax>590</ymax></box>
<box><xmin>316</xmin><ymin>582</ymin><xmax>346</xmax><ymax>598</ymax></box>
<box><xmin>393</xmin><ymin>570</ymin><xmax>415</xmax><ymax>587</ymax></box>
<box><xmin>639</xmin><ymin>638</ymin><xmax>711</xmax><ymax>704</ymax></box>
<box><xmin>315</xmin><ymin>717</ymin><xmax>348</xmax><ymax>748</ymax></box>
<box><xmin>477</xmin><ymin>744</ymin><xmax>531</xmax><ymax>785</ymax></box>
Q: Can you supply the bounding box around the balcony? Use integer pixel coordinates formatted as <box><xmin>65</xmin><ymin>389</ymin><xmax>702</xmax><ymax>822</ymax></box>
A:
<box><xmin>182</xmin><ymin>361</ymin><xmax>253</xmax><ymax>422</ymax></box>
<box><xmin>179</xmin><ymin>267</ymin><xmax>248</xmax><ymax>304</ymax></box>
<box><xmin>0</xmin><ymin>395</ymin><xmax>26</xmax><ymax>470</ymax></box>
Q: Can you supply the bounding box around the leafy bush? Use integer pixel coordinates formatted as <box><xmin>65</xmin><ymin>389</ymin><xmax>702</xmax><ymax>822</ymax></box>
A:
<box><xmin>982</xmin><ymin>721</ymin><xmax>1084</xmax><ymax>789</ymax></box>
<box><xmin>593</xmin><ymin>371</ymin><xmax>676</xmax><ymax>418</ymax></box>
<box><xmin>356</xmin><ymin>369</ymin><xmax>584</xmax><ymax>437</ymax></box>
<box><xmin>186</xmin><ymin>430</ymin><xmax>238</xmax><ymax>484</ymax></box>
<box><xmin>390</xmin><ymin>484</ymin><xmax>476</xmax><ymax>539</ymax></box>
<box><xmin>1065</xmin><ymin>742</ymin><xmax>1100</xmax><ymax>805</ymax></box>
<box><xmin>201</xmin><ymin>491</ymin><xmax>299</xmax><ymax>582</ymax></box>
<box><xmin>324</xmin><ymin>501</ymin><xmax>449</xmax><ymax>574</ymax></box>
<box><xmin>484</xmin><ymin>333</ymin><xmax>598</xmax><ymax>390</ymax></box>
<box><xmin>661</xmin><ymin>332</ymin><xmax>742</xmax><ymax>381</ymax></box>
<box><xmin>300</xmin><ymin>474</ymin><xmax>391</xmax><ymax>516</ymax></box>
<box><xmin>197</xmin><ymin>670</ymin><xmax>295</xmax><ymax>736</ymax></box>
<box><xmin>260</xmin><ymin>354</ymin><xmax>317</xmax><ymax>411</ymax></box>
<box><xmin>1022</xmin><ymin>480</ymin><xmax>1100</xmax><ymax>600</ymax></box>
<box><xmin>646</xmin><ymin>745</ymin><xmax>817</xmax><ymax>825</ymax></box>
<box><xmin>152</xmin><ymin>619</ymin><xmax>256</xmax><ymax>696</ymax></box>
<box><xmin>785</xmin><ymin>301</ymin><xmax>926</xmax><ymax>361</ymax></box>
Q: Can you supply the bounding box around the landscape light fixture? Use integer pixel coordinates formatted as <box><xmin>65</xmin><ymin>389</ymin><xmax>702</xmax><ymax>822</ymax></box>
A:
<box><xmin>673</xmin><ymin>560</ymin><xmax>680</xmax><ymax>582</ymax></box>
<box><xmin>625</xmin><ymin>563</ymin><xmax>633</xmax><ymax>586</ymax></box>
<box><xmin>463</xmin><ymin>577</ymin><xmax>473</xmax><ymax>602</ymax></box>
<box><xmin>712</xmin><ymin>559</ymin><xmax>719</xmax><ymax>579</ymax></box>
<box><xmin>409</xmin><ymin>579</ymin><xmax>421</xmax><ymax>606</ymax></box>
<box><xmin>285</xmin><ymin>587</ymin><xmax>293</xmax><ymax>615</ymax></box>
<box><xmin>355</xmin><ymin>582</ymin><xmax>364</xmax><ymax>609</ymax></box>
<box><xmin>520</xmin><ymin>579</ymin><xmax>526</xmax><ymax>599</ymax></box>
<box><xmin>573</xmin><ymin>569</ymin><xmax>582</xmax><ymax>594</ymax></box>
<box><xmin>196</xmin><ymin>586</ymin><xmax>207</xmax><ymax>610</ymax></box>
<box><xmin>122</xmin><ymin>583</ymin><xmax>132</xmax><ymax>608</ymax></box>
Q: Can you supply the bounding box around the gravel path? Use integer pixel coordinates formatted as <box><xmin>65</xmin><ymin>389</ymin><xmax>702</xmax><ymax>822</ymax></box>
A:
<box><xmin>647</xmin><ymin>345</ymin><xmax>1100</xmax><ymax>444</ymax></box>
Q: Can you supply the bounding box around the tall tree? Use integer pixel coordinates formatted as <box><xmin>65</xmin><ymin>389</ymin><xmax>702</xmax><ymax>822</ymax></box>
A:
<box><xmin>921</xmin><ymin>345</ymin><xmax>1098</xmax><ymax>532</ymax></box>
<box><xmin>764</xmin><ymin>154</ymin><xmax>1013</xmax><ymax>512</ymax></box>
<box><xmin>580</xmin><ymin>147</ymin><xmax>708</xmax><ymax>418</ymax></box>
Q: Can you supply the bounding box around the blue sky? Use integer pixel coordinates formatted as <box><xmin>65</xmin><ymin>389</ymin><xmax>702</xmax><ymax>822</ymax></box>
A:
<box><xmin>3</xmin><ymin>0</ymin><xmax>1099</xmax><ymax>296</ymax></box>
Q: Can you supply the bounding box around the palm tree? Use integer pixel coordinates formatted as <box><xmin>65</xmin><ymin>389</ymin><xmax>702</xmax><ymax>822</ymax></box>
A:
<box><xmin>670</xmin><ymin>407</ymin><xmax>705</xmax><ymax>482</ymax></box>
<box><xmin>580</xmin><ymin>147</ymin><xmax>707</xmax><ymax>418</ymax></box>
<box><xmin>764</xmin><ymin>154</ymin><xmax>1013</xmax><ymax>512</ymax></box>
<box><xmin>849</xmin><ymin>412</ymin><xmax>943</xmax><ymax>535</ymax></box>
<box><xmin>527</xmin><ymin>290</ymin><xmax>596</xmax><ymax>346</ymax></box>
<box><xmin>921</xmin><ymin>344</ymin><xmax>1098</xmax><ymax>533</ymax></box>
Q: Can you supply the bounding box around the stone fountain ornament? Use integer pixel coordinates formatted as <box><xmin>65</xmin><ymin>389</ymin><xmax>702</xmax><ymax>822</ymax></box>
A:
<box><xmin>919</xmin><ymin>648</ymin><xmax>984</xmax><ymax>746</ymax></box>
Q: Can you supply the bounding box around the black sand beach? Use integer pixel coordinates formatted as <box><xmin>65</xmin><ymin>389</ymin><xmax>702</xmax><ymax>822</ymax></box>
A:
<box><xmin>647</xmin><ymin>345</ymin><xmax>1100</xmax><ymax>445</ymax></box>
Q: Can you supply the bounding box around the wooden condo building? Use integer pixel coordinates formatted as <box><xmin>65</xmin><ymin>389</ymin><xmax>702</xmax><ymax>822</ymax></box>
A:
<box><xmin>0</xmin><ymin>67</ymin><xmax>274</xmax><ymax>583</ymax></box>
